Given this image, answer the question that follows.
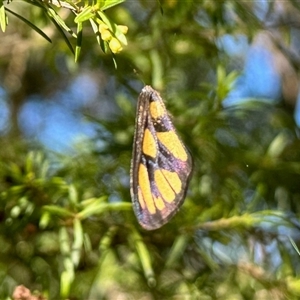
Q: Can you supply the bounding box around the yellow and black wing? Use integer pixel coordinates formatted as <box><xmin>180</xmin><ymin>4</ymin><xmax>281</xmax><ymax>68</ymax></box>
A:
<box><xmin>130</xmin><ymin>85</ymin><xmax>192</xmax><ymax>230</ymax></box>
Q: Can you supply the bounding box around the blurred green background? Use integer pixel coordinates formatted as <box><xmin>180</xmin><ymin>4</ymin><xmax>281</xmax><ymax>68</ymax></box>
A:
<box><xmin>1</xmin><ymin>0</ymin><xmax>300</xmax><ymax>299</ymax></box>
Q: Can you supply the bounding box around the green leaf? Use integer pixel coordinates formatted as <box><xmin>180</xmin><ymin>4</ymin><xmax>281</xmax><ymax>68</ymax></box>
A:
<box><xmin>217</xmin><ymin>64</ymin><xmax>226</xmax><ymax>83</ymax></box>
<box><xmin>50</xmin><ymin>177</ymin><xmax>69</xmax><ymax>188</ymax></box>
<box><xmin>165</xmin><ymin>235</ymin><xmax>190</xmax><ymax>268</ymax></box>
<box><xmin>40</xmin><ymin>158</ymin><xmax>50</xmax><ymax>179</ymax></box>
<box><xmin>98</xmin><ymin>226</ymin><xmax>118</xmax><ymax>263</ymax></box>
<box><xmin>59</xmin><ymin>226</ymin><xmax>71</xmax><ymax>255</ymax></box>
<box><xmin>81</xmin><ymin>196</ymin><xmax>107</xmax><ymax>207</ymax></box>
<box><xmin>59</xmin><ymin>227</ymin><xmax>74</xmax><ymax>298</ymax></box>
<box><xmin>0</xmin><ymin>0</ymin><xmax>7</xmax><ymax>32</ymax></box>
<box><xmin>25</xmin><ymin>151</ymin><xmax>34</xmax><ymax>174</ymax></box>
<box><xmin>129</xmin><ymin>228</ymin><xmax>155</xmax><ymax>287</ymax></box>
<box><xmin>99</xmin><ymin>0</ymin><xmax>125</xmax><ymax>10</ymax></box>
<box><xmin>68</xmin><ymin>184</ymin><xmax>79</xmax><ymax>205</ymax></box>
<box><xmin>90</xmin><ymin>18</ymin><xmax>102</xmax><ymax>46</ymax></box>
<box><xmin>7</xmin><ymin>185</ymin><xmax>25</xmax><ymax>195</ymax></box>
<box><xmin>8</xmin><ymin>162</ymin><xmax>23</xmax><ymax>181</ymax></box>
<box><xmin>75</xmin><ymin>21</ymin><xmax>83</xmax><ymax>62</ymax></box>
<box><xmin>72</xmin><ymin>218</ymin><xmax>83</xmax><ymax>267</ymax></box>
<box><xmin>48</xmin><ymin>7</ymin><xmax>76</xmax><ymax>38</ymax></box>
<box><xmin>266</xmin><ymin>131</ymin><xmax>291</xmax><ymax>158</ymax></box>
<box><xmin>97</xmin><ymin>10</ymin><xmax>114</xmax><ymax>31</ymax></box>
<box><xmin>76</xmin><ymin>201</ymin><xmax>131</xmax><ymax>220</ymax></box>
<box><xmin>46</xmin><ymin>7</ymin><xmax>75</xmax><ymax>54</ymax></box>
<box><xmin>60</xmin><ymin>269</ymin><xmax>74</xmax><ymax>299</ymax></box>
<box><xmin>43</xmin><ymin>205</ymin><xmax>74</xmax><ymax>218</ymax></box>
<box><xmin>74</xmin><ymin>6</ymin><xmax>94</xmax><ymax>23</ymax></box>
<box><xmin>99</xmin><ymin>226</ymin><xmax>118</xmax><ymax>252</ymax></box>
<box><xmin>112</xmin><ymin>55</ymin><xmax>117</xmax><ymax>69</ymax></box>
<box><xmin>289</xmin><ymin>237</ymin><xmax>300</xmax><ymax>256</ymax></box>
<box><xmin>77</xmin><ymin>202</ymin><xmax>108</xmax><ymax>220</ymax></box>
<box><xmin>5</xmin><ymin>8</ymin><xmax>51</xmax><ymax>42</ymax></box>
<box><xmin>39</xmin><ymin>212</ymin><xmax>51</xmax><ymax>229</ymax></box>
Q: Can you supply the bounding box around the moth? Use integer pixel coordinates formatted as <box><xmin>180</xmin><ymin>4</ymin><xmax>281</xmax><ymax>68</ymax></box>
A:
<box><xmin>130</xmin><ymin>85</ymin><xmax>192</xmax><ymax>230</ymax></box>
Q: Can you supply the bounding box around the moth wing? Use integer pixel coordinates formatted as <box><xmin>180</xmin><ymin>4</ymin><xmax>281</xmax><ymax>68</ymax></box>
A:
<box><xmin>131</xmin><ymin>86</ymin><xmax>192</xmax><ymax>230</ymax></box>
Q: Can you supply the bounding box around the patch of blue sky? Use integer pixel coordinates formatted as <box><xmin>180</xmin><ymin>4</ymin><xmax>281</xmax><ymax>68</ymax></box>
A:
<box><xmin>294</xmin><ymin>94</ymin><xmax>300</xmax><ymax>126</ymax></box>
<box><xmin>224</xmin><ymin>45</ymin><xmax>282</xmax><ymax>107</ymax></box>
<box><xmin>0</xmin><ymin>86</ymin><xmax>10</xmax><ymax>134</ymax></box>
<box><xmin>253</xmin><ymin>0</ymin><xmax>269</xmax><ymax>21</ymax></box>
<box><xmin>18</xmin><ymin>77</ymin><xmax>99</xmax><ymax>153</ymax></box>
<box><xmin>218</xmin><ymin>2</ymin><xmax>300</xmax><ymax>128</ymax></box>
<box><xmin>217</xmin><ymin>34</ymin><xmax>249</xmax><ymax>57</ymax></box>
<box><xmin>37</xmin><ymin>104</ymin><xmax>97</xmax><ymax>152</ymax></box>
<box><xmin>60</xmin><ymin>74</ymin><xmax>99</xmax><ymax>108</ymax></box>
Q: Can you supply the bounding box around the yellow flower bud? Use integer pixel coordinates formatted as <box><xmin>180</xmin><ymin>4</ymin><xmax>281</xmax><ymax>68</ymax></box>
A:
<box><xmin>99</xmin><ymin>23</ymin><xmax>109</xmax><ymax>32</ymax></box>
<box><xmin>117</xmin><ymin>25</ymin><xmax>128</xmax><ymax>34</ymax></box>
<box><xmin>99</xmin><ymin>24</ymin><xmax>112</xmax><ymax>41</ymax></box>
<box><xmin>109</xmin><ymin>37</ymin><xmax>123</xmax><ymax>53</ymax></box>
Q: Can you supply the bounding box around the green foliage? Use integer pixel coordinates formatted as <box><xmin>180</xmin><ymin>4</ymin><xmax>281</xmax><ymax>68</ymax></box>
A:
<box><xmin>1</xmin><ymin>0</ymin><xmax>127</xmax><ymax>61</ymax></box>
<box><xmin>1</xmin><ymin>1</ymin><xmax>300</xmax><ymax>299</ymax></box>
